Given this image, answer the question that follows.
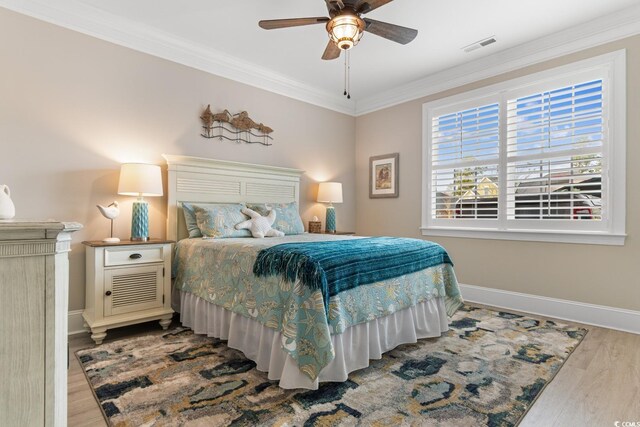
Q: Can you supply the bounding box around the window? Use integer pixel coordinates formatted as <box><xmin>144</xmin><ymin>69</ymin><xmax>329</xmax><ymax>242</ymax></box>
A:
<box><xmin>422</xmin><ymin>51</ymin><xmax>626</xmax><ymax>245</ymax></box>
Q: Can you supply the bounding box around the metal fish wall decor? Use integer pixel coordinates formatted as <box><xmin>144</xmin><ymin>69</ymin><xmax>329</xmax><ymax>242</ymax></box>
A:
<box><xmin>200</xmin><ymin>105</ymin><xmax>274</xmax><ymax>146</ymax></box>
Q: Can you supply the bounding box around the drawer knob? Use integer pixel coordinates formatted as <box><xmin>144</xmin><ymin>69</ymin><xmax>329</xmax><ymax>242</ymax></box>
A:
<box><xmin>105</xmin><ymin>290</ymin><xmax>112</xmax><ymax>296</ymax></box>
<box><xmin>129</xmin><ymin>253</ymin><xmax>142</xmax><ymax>259</ymax></box>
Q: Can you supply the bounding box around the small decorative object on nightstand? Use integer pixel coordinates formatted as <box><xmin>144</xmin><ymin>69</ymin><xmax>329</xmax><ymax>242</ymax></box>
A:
<box><xmin>96</xmin><ymin>201</ymin><xmax>120</xmax><ymax>243</ymax></box>
<box><xmin>317</xmin><ymin>182</ymin><xmax>343</xmax><ymax>233</ymax></box>
<box><xmin>309</xmin><ymin>215</ymin><xmax>322</xmax><ymax>233</ymax></box>
<box><xmin>118</xmin><ymin>163</ymin><xmax>163</xmax><ymax>241</ymax></box>
<box><xmin>82</xmin><ymin>239</ymin><xmax>174</xmax><ymax>345</ymax></box>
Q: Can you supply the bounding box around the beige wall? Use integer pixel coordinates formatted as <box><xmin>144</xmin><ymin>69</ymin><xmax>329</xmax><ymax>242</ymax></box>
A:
<box><xmin>0</xmin><ymin>9</ymin><xmax>356</xmax><ymax>311</ymax></box>
<box><xmin>2</xmin><ymin>7</ymin><xmax>638</xmax><ymax>315</ymax></box>
<box><xmin>356</xmin><ymin>36</ymin><xmax>640</xmax><ymax>312</ymax></box>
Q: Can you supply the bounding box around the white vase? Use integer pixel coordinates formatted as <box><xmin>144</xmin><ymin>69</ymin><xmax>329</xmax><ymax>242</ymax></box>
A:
<box><xmin>0</xmin><ymin>185</ymin><xmax>16</xmax><ymax>219</ymax></box>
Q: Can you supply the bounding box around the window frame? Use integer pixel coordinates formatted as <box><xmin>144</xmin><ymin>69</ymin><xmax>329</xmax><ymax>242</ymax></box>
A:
<box><xmin>421</xmin><ymin>50</ymin><xmax>626</xmax><ymax>246</ymax></box>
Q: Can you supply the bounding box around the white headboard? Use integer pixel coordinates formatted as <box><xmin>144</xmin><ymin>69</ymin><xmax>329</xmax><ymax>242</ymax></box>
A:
<box><xmin>163</xmin><ymin>154</ymin><xmax>304</xmax><ymax>241</ymax></box>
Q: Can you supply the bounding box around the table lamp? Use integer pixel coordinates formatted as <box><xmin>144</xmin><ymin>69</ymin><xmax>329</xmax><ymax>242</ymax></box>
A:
<box><xmin>117</xmin><ymin>163</ymin><xmax>163</xmax><ymax>241</ymax></box>
<box><xmin>317</xmin><ymin>182</ymin><xmax>343</xmax><ymax>233</ymax></box>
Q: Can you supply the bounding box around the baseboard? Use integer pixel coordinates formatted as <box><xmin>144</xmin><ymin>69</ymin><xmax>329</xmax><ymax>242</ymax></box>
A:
<box><xmin>459</xmin><ymin>283</ymin><xmax>640</xmax><ymax>335</ymax></box>
<box><xmin>68</xmin><ymin>309</ymin><xmax>87</xmax><ymax>335</ymax></box>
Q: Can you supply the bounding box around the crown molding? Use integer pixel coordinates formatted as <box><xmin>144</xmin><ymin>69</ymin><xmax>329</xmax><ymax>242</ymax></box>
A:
<box><xmin>2</xmin><ymin>1</ymin><xmax>640</xmax><ymax>117</ymax></box>
<box><xmin>0</xmin><ymin>0</ymin><xmax>356</xmax><ymax>116</ymax></box>
<box><xmin>354</xmin><ymin>4</ymin><xmax>640</xmax><ymax>115</ymax></box>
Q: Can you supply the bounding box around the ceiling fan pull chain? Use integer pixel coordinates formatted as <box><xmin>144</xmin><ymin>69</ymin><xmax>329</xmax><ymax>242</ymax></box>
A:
<box><xmin>347</xmin><ymin>50</ymin><xmax>351</xmax><ymax>99</ymax></box>
<box><xmin>343</xmin><ymin>52</ymin><xmax>347</xmax><ymax>96</ymax></box>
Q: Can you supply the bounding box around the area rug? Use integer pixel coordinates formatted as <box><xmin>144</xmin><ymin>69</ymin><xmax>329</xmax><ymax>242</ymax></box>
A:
<box><xmin>76</xmin><ymin>305</ymin><xmax>587</xmax><ymax>427</ymax></box>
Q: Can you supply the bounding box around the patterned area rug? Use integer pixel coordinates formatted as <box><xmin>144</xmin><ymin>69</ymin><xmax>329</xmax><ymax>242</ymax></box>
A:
<box><xmin>76</xmin><ymin>306</ymin><xmax>587</xmax><ymax>426</ymax></box>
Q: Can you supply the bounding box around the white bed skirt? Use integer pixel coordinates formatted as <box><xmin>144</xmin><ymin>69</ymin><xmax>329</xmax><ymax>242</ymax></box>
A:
<box><xmin>179</xmin><ymin>291</ymin><xmax>449</xmax><ymax>389</ymax></box>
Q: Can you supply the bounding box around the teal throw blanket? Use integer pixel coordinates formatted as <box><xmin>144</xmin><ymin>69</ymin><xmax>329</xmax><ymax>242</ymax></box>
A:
<box><xmin>253</xmin><ymin>237</ymin><xmax>453</xmax><ymax>313</ymax></box>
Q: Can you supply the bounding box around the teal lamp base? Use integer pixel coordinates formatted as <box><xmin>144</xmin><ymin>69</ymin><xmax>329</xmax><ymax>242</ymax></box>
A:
<box><xmin>131</xmin><ymin>199</ymin><xmax>149</xmax><ymax>241</ymax></box>
<box><xmin>325</xmin><ymin>206</ymin><xmax>336</xmax><ymax>233</ymax></box>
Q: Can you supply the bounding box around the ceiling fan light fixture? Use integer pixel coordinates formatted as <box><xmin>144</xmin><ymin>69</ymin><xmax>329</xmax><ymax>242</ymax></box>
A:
<box><xmin>327</xmin><ymin>14</ymin><xmax>365</xmax><ymax>50</ymax></box>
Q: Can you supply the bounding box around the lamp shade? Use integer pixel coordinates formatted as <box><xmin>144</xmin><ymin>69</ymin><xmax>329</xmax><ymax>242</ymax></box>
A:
<box><xmin>317</xmin><ymin>182</ymin><xmax>343</xmax><ymax>204</ymax></box>
<box><xmin>117</xmin><ymin>163</ymin><xmax>163</xmax><ymax>197</ymax></box>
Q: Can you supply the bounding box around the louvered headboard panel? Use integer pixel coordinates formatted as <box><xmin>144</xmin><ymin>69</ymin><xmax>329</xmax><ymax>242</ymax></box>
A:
<box><xmin>163</xmin><ymin>155</ymin><xmax>304</xmax><ymax>241</ymax></box>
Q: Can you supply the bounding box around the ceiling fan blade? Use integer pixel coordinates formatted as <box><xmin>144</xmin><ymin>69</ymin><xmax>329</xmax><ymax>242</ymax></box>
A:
<box><xmin>356</xmin><ymin>0</ymin><xmax>394</xmax><ymax>14</ymax></box>
<box><xmin>259</xmin><ymin>17</ymin><xmax>330</xmax><ymax>30</ymax></box>
<box><xmin>363</xmin><ymin>18</ymin><xmax>418</xmax><ymax>44</ymax></box>
<box><xmin>322</xmin><ymin>41</ymin><xmax>342</xmax><ymax>60</ymax></box>
<box><xmin>325</xmin><ymin>0</ymin><xmax>344</xmax><ymax>14</ymax></box>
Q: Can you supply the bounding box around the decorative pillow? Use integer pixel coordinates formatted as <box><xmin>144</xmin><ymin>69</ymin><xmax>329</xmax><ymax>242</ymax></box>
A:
<box><xmin>246</xmin><ymin>202</ymin><xmax>304</xmax><ymax>235</ymax></box>
<box><xmin>235</xmin><ymin>207</ymin><xmax>285</xmax><ymax>238</ymax></box>
<box><xmin>192</xmin><ymin>203</ymin><xmax>251</xmax><ymax>239</ymax></box>
<box><xmin>181</xmin><ymin>203</ymin><xmax>202</xmax><ymax>238</ymax></box>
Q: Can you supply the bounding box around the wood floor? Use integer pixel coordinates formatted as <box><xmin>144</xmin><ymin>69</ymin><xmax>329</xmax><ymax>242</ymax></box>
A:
<box><xmin>67</xmin><ymin>308</ymin><xmax>640</xmax><ymax>427</ymax></box>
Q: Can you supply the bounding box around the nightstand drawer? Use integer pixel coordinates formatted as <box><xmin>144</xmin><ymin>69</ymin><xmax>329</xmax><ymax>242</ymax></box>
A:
<box><xmin>104</xmin><ymin>246</ymin><xmax>164</xmax><ymax>267</ymax></box>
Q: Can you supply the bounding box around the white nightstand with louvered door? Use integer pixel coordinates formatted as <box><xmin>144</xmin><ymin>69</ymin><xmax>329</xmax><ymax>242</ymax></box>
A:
<box><xmin>82</xmin><ymin>239</ymin><xmax>174</xmax><ymax>344</ymax></box>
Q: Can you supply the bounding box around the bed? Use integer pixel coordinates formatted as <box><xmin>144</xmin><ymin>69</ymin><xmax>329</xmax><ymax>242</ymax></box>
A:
<box><xmin>164</xmin><ymin>154</ymin><xmax>463</xmax><ymax>389</ymax></box>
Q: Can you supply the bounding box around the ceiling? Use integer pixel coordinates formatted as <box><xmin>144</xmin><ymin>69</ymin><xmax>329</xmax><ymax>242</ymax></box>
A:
<box><xmin>3</xmin><ymin>0</ymin><xmax>640</xmax><ymax>114</ymax></box>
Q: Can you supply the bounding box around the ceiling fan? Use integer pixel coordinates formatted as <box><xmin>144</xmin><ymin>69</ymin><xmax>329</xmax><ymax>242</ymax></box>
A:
<box><xmin>258</xmin><ymin>0</ymin><xmax>418</xmax><ymax>61</ymax></box>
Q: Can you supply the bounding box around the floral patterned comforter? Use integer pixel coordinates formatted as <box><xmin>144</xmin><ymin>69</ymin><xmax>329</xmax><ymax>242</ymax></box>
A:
<box><xmin>173</xmin><ymin>234</ymin><xmax>464</xmax><ymax>380</ymax></box>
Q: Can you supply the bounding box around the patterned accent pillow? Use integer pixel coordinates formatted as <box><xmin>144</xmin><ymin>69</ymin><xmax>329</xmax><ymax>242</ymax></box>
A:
<box><xmin>246</xmin><ymin>202</ymin><xmax>304</xmax><ymax>235</ymax></box>
<box><xmin>192</xmin><ymin>203</ymin><xmax>251</xmax><ymax>239</ymax></box>
<box><xmin>181</xmin><ymin>203</ymin><xmax>203</xmax><ymax>238</ymax></box>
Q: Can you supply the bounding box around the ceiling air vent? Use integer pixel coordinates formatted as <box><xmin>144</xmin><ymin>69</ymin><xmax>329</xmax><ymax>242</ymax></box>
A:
<box><xmin>462</xmin><ymin>36</ymin><xmax>497</xmax><ymax>53</ymax></box>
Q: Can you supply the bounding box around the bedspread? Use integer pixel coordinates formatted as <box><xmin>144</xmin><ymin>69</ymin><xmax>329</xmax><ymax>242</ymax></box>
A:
<box><xmin>254</xmin><ymin>237</ymin><xmax>453</xmax><ymax>314</ymax></box>
<box><xmin>173</xmin><ymin>234</ymin><xmax>463</xmax><ymax>380</ymax></box>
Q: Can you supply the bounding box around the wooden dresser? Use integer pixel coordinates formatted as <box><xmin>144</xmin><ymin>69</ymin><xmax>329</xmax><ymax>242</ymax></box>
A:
<box><xmin>0</xmin><ymin>220</ymin><xmax>81</xmax><ymax>426</ymax></box>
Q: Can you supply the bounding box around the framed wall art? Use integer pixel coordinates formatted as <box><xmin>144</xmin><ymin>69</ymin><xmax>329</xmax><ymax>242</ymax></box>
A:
<box><xmin>369</xmin><ymin>153</ymin><xmax>399</xmax><ymax>198</ymax></box>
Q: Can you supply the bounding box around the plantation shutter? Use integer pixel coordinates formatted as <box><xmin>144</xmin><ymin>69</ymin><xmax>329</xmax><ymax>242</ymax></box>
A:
<box><xmin>505</xmin><ymin>80</ymin><xmax>604</xmax><ymax>221</ymax></box>
<box><xmin>431</xmin><ymin>102</ymin><xmax>500</xmax><ymax>220</ymax></box>
<box><xmin>423</xmin><ymin>54</ymin><xmax>623</xmax><ymax>243</ymax></box>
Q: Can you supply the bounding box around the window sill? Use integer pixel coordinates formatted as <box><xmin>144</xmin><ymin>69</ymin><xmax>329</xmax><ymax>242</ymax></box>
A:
<box><xmin>420</xmin><ymin>227</ymin><xmax>626</xmax><ymax>246</ymax></box>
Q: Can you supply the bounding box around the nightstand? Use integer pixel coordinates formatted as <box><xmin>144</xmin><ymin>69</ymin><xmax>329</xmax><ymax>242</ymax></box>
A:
<box><xmin>82</xmin><ymin>239</ymin><xmax>174</xmax><ymax>344</ymax></box>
